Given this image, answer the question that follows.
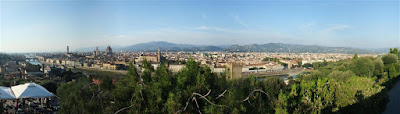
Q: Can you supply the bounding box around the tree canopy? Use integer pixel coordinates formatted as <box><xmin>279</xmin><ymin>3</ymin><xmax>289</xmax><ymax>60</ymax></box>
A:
<box><xmin>382</xmin><ymin>53</ymin><xmax>399</xmax><ymax>65</ymax></box>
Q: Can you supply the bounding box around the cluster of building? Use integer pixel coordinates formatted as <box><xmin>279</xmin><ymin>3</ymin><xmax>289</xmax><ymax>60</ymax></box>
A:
<box><xmin>39</xmin><ymin>46</ymin><xmax>124</xmax><ymax>70</ymax></box>
<box><xmin>0</xmin><ymin>56</ymin><xmax>50</xmax><ymax>79</ymax></box>
<box><xmin>31</xmin><ymin>46</ymin><xmax>375</xmax><ymax>78</ymax></box>
<box><xmin>0</xmin><ymin>45</ymin><xmax>377</xmax><ymax>79</ymax></box>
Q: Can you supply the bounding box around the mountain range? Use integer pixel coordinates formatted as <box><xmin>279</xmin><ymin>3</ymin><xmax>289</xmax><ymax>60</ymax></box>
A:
<box><xmin>75</xmin><ymin>41</ymin><xmax>392</xmax><ymax>54</ymax></box>
<box><xmin>122</xmin><ymin>41</ymin><xmax>223</xmax><ymax>52</ymax></box>
<box><xmin>224</xmin><ymin>43</ymin><xmax>379</xmax><ymax>54</ymax></box>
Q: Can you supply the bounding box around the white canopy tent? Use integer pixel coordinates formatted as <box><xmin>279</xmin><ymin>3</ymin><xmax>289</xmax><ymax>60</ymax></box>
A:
<box><xmin>0</xmin><ymin>86</ymin><xmax>16</xmax><ymax>100</ymax></box>
<box><xmin>10</xmin><ymin>83</ymin><xmax>55</xmax><ymax>99</ymax></box>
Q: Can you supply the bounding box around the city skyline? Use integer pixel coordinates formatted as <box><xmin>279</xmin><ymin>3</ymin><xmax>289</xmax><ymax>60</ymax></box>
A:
<box><xmin>1</xmin><ymin>0</ymin><xmax>399</xmax><ymax>53</ymax></box>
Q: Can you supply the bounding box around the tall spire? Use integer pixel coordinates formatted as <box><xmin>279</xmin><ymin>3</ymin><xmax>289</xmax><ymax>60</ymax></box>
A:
<box><xmin>67</xmin><ymin>46</ymin><xmax>69</xmax><ymax>54</ymax></box>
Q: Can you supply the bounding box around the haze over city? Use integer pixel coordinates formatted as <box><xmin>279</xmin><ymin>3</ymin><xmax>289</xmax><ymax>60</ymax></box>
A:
<box><xmin>1</xmin><ymin>0</ymin><xmax>399</xmax><ymax>53</ymax></box>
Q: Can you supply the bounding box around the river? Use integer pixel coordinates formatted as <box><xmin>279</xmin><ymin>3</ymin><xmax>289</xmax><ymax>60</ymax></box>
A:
<box><xmin>383</xmin><ymin>80</ymin><xmax>400</xmax><ymax>114</ymax></box>
<box><xmin>26</xmin><ymin>60</ymin><xmax>42</xmax><ymax>65</ymax></box>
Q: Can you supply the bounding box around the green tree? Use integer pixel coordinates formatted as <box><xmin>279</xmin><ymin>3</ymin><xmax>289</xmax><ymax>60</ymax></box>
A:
<box><xmin>389</xmin><ymin>65</ymin><xmax>397</xmax><ymax>79</ymax></box>
<box><xmin>373</xmin><ymin>58</ymin><xmax>384</xmax><ymax>76</ymax></box>
<box><xmin>303</xmin><ymin>63</ymin><xmax>313</xmax><ymax>68</ymax></box>
<box><xmin>349</xmin><ymin>57</ymin><xmax>375</xmax><ymax>77</ymax></box>
<box><xmin>394</xmin><ymin>64</ymin><xmax>400</xmax><ymax>75</ymax></box>
<box><xmin>262</xmin><ymin>77</ymin><xmax>285</xmax><ymax>99</ymax></box>
<box><xmin>62</xmin><ymin>69</ymin><xmax>83</xmax><ymax>82</ymax></box>
<box><xmin>40</xmin><ymin>81</ymin><xmax>58</xmax><ymax>94</ymax></box>
<box><xmin>165</xmin><ymin>92</ymin><xmax>181</xmax><ymax>113</ymax></box>
<box><xmin>275</xmin><ymin>92</ymin><xmax>288</xmax><ymax>114</ymax></box>
<box><xmin>25</xmin><ymin>63</ymin><xmax>41</xmax><ymax>72</ymax></box>
<box><xmin>335</xmin><ymin>76</ymin><xmax>384</xmax><ymax>109</ymax></box>
<box><xmin>113</xmin><ymin>62</ymin><xmax>142</xmax><ymax>113</ymax></box>
<box><xmin>382</xmin><ymin>54</ymin><xmax>399</xmax><ymax>65</ymax></box>
<box><xmin>312</xmin><ymin>60</ymin><xmax>328</xmax><ymax>70</ymax></box>
<box><xmin>293</xmin><ymin>77</ymin><xmax>336</xmax><ymax>113</ymax></box>
<box><xmin>58</xmin><ymin>77</ymin><xmax>112</xmax><ymax>113</ymax></box>
<box><xmin>167</xmin><ymin>59</ymin><xmax>225</xmax><ymax>113</ymax></box>
<box><xmin>327</xmin><ymin>70</ymin><xmax>355</xmax><ymax>81</ymax></box>
<box><xmin>141</xmin><ymin>59</ymin><xmax>153</xmax><ymax>83</ymax></box>
<box><xmin>390</xmin><ymin>48</ymin><xmax>399</xmax><ymax>56</ymax></box>
<box><xmin>353</xmin><ymin>52</ymin><xmax>358</xmax><ymax>59</ymax></box>
<box><xmin>147</xmin><ymin>63</ymin><xmax>175</xmax><ymax>113</ymax></box>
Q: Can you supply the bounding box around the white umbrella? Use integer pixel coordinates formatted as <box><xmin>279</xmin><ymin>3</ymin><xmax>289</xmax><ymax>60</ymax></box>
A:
<box><xmin>11</xmin><ymin>83</ymin><xmax>55</xmax><ymax>99</ymax></box>
<box><xmin>0</xmin><ymin>86</ymin><xmax>16</xmax><ymax>100</ymax></box>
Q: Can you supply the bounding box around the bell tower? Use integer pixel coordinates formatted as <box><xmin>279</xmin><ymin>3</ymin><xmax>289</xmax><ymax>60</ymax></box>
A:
<box><xmin>157</xmin><ymin>46</ymin><xmax>161</xmax><ymax>62</ymax></box>
<box><xmin>67</xmin><ymin>46</ymin><xmax>69</xmax><ymax>54</ymax></box>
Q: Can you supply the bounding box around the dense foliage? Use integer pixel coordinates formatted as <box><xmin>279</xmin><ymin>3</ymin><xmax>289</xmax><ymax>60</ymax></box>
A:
<box><xmin>56</xmin><ymin>50</ymin><xmax>400</xmax><ymax>113</ymax></box>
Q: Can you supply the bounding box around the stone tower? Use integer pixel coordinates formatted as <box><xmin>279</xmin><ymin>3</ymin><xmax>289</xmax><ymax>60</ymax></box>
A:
<box><xmin>157</xmin><ymin>46</ymin><xmax>161</xmax><ymax>62</ymax></box>
<box><xmin>226</xmin><ymin>62</ymin><xmax>243</xmax><ymax>79</ymax></box>
<box><xmin>67</xmin><ymin>46</ymin><xmax>69</xmax><ymax>54</ymax></box>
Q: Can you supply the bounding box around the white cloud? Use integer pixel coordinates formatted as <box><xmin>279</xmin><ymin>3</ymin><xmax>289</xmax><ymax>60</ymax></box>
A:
<box><xmin>233</xmin><ymin>15</ymin><xmax>248</xmax><ymax>27</ymax></box>
<box><xmin>193</xmin><ymin>26</ymin><xmax>231</xmax><ymax>32</ymax></box>
<box><xmin>117</xmin><ymin>34</ymin><xmax>127</xmax><ymax>38</ymax></box>
<box><xmin>322</xmin><ymin>24</ymin><xmax>350</xmax><ymax>32</ymax></box>
<box><xmin>184</xmin><ymin>25</ymin><xmax>258</xmax><ymax>34</ymax></box>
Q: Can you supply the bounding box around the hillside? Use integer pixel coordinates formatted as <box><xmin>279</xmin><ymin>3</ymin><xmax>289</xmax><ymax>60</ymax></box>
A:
<box><xmin>225</xmin><ymin>43</ymin><xmax>377</xmax><ymax>54</ymax></box>
<box><xmin>76</xmin><ymin>41</ymin><xmax>386</xmax><ymax>54</ymax></box>
<box><xmin>122</xmin><ymin>41</ymin><xmax>223</xmax><ymax>52</ymax></box>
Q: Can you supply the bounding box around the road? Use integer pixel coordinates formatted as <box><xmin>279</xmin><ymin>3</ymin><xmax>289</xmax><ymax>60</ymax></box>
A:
<box><xmin>383</xmin><ymin>80</ymin><xmax>400</xmax><ymax>114</ymax></box>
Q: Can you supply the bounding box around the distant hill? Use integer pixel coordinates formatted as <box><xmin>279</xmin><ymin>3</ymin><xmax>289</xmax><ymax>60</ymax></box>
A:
<box><xmin>122</xmin><ymin>41</ymin><xmax>223</xmax><ymax>52</ymax></box>
<box><xmin>75</xmin><ymin>41</ymin><xmax>387</xmax><ymax>54</ymax></box>
<box><xmin>74</xmin><ymin>46</ymin><xmax>125</xmax><ymax>52</ymax></box>
<box><xmin>368</xmin><ymin>47</ymin><xmax>399</xmax><ymax>54</ymax></box>
<box><xmin>224</xmin><ymin>43</ymin><xmax>378</xmax><ymax>54</ymax></box>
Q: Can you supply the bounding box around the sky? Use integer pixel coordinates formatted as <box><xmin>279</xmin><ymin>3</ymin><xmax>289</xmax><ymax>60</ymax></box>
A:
<box><xmin>0</xmin><ymin>0</ymin><xmax>399</xmax><ymax>53</ymax></box>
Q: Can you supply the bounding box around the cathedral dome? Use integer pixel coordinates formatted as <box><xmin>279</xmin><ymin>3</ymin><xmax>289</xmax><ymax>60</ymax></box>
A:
<box><xmin>106</xmin><ymin>45</ymin><xmax>113</xmax><ymax>55</ymax></box>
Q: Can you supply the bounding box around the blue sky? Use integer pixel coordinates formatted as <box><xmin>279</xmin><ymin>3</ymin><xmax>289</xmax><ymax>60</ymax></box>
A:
<box><xmin>1</xmin><ymin>0</ymin><xmax>399</xmax><ymax>52</ymax></box>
